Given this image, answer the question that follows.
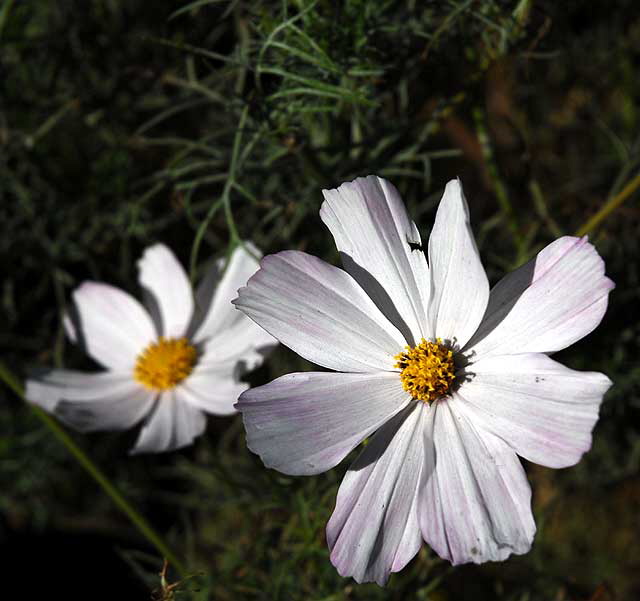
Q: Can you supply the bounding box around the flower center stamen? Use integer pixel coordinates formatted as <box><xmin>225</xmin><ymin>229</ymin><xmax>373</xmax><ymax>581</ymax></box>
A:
<box><xmin>134</xmin><ymin>337</ymin><xmax>197</xmax><ymax>391</ymax></box>
<box><xmin>394</xmin><ymin>338</ymin><xmax>455</xmax><ymax>403</ymax></box>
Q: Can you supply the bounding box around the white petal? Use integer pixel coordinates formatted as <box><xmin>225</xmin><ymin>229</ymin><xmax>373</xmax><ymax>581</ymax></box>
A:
<box><xmin>138</xmin><ymin>244</ymin><xmax>194</xmax><ymax>338</ymax></box>
<box><xmin>327</xmin><ymin>403</ymin><xmax>425</xmax><ymax>585</ymax></box>
<box><xmin>233</xmin><ymin>251</ymin><xmax>405</xmax><ymax>372</ymax></box>
<box><xmin>457</xmin><ymin>353</ymin><xmax>611</xmax><ymax>468</ymax></box>
<box><xmin>427</xmin><ymin>179</ymin><xmax>489</xmax><ymax>348</ymax></box>
<box><xmin>71</xmin><ymin>282</ymin><xmax>156</xmax><ymax>370</ymax></box>
<box><xmin>26</xmin><ymin>370</ymin><xmax>131</xmax><ymax>411</ymax></box>
<box><xmin>236</xmin><ymin>371</ymin><xmax>411</xmax><ymax>476</ymax></box>
<box><xmin>25</xmin><ymin>370</ymin><xmax>155</xmax><ymax>431</ymax></box>
<box><xmin>465</xmin><ymin>236</ymin><xmax>614</xmax><ymax>359</ymax></box>
<box><xmin>320</xmin><ymin>176</ymin><xmax>430</xmax><ymax>344</ymax></box>
<box><xmin>177</xmin><ymin>364</ymin><xmax>247</xmax><ymax>416</ymax></box>
<box><xmin>176</xmin><ymin>320</ymin><xmax>276</xmax><ymax>416</ymax></box>
<box><xmin>197</xmin><ymin>316</ymin><xmax>276</xmax><ymax>374</ymax></box>
<box><xmin>63</xmin><ymin>313</ymin><xmax>77</xmax><ymax>344</ymax></box>
<box><xmin>419</xmin><ymin>398</ymin><xmax>535</xmax><ymax>565</ymax></box>
<box><xmin>192</xmin><ymin>242</ymin><xmax>265</xmax><ymax>343</ymax></box>
<box><xmin>130</xmin><ymin>390</ymin><xmax>207</xmax><ymax>454</ymax></box>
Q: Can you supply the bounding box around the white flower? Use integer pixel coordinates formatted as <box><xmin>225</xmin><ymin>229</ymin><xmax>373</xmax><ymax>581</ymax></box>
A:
<box><xmin>233</xmin><ymin>176</ymin><xmax>614</xmax><ymax>585</ymax></box>
<box><xmin>26</xmin><ymin>242</ymin><xmax>276</xmax><ymax>454</ymax></box>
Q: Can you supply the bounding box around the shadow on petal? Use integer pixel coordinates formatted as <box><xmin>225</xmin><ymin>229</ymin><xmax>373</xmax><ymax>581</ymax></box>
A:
<box><xmin>341</xmin><ymin>251</ymin><xmax>415</xmax><ymax>346</ymax></box>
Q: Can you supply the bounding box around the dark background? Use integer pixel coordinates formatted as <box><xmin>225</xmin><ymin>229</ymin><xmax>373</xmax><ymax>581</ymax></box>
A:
<box><xmin>1</xmin><ymin>1</ymin><xmax>639</xmax><ymax>599</ymax></box>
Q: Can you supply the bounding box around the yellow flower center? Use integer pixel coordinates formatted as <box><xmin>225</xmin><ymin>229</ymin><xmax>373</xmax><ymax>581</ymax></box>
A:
<box><xmin>394</xmin><ymin>338</ymin><xmax>455</xmax><ymax>403</ymax></box>
<box><xmin>133</xmin><ymin>337</ymin><xmax>197</xmax><ymax>391</ymax></box>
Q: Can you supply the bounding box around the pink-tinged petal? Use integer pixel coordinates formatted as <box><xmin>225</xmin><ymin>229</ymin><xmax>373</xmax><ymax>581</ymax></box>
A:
<box><xmin>419</xmin><ymin>398</ymin><xmax>535</xmax><ymax>565</ymax></box>
<box><xmin>138</xmin><ymin>243</ymin><xmax>194</xmax><ymax>338</ymax></box>
<box><xmin>233</xmin><ymin>251</ymin><xmax>405</xmax><ymax>372</ymax></box>
<box><xmin>25</xmin><ymin>370</ymin><xmax>155</xmax><ymax>431</ymax></box>
<box><xmin>427</xmin><ymin>179</ymin><xmax>489</xmax><ymax>348</ymax></box>
<box><xmin>130</xmin><ymin>391</ymin><xmax>207</xmax><ymax>454</ymax></box>
<box><xmin>457</xmin><ymin>353</ymin><xmax>611</xmax><ymax>468</ymax></box>
<box><xmin>320</xmin><ymin>176</ymin><xmax>430</xmax><ymax>344</ymax></box>
<box><xmin>71</xmin><ymin>282</ymin><xmax>156</xmax><ymax>370</ymax></box>
<box><xmin>327</xmin><ymin>403</ymin><xmax>426</xmax><ymax>585</ymax></box>
<box><xmin>177</xmin><ymin>365</ymin><xmax>247</xmax><ymax>416</ymax></box>
<box><xmin>464</xmin><ymin>236</ymin><xmax>614</xmax><ymax>359</ymax></box>
<box><xmin>192</xmin><ymin>242</ymin><xmax>267</xmax><ymax>343</ymax></box>
<box><xmin>237</xmin><ymin>371</ymin><xmax>411</xmax><ymax>476</ymax></box>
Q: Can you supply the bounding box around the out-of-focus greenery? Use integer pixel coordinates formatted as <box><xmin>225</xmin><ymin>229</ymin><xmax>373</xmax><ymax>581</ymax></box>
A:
<box><xmin>1</xmin><ymin>1</ymin><xmax>639</xmax><ymax>599</ymax></box>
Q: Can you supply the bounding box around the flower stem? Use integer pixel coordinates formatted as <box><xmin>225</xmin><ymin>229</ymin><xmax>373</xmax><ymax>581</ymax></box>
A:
<box><xmin>0</xmin><ymin>361</ymin><xmax>188</xmax><ymax>580</ymax></box>
<box><xmin>575</xmin><ymin>171</ymin><xmax>640</xmax><ymax>237</ymax></box>
<box><xmin>189</xmin><ymin>104</ymin><xmax>248</xmax><ymax>280</ymax></box>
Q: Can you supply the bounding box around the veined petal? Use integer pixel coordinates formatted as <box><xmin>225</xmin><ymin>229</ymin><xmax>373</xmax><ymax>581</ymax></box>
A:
<box><xmin>236</xmin><ymin>371</ymin><xmax>411</xmax><ymax>476</ymax></box>
<box><xmin>320</xmin><ymin>175</ymin><xmax>430</xmax><ymax>344</ymax></box>
<box><xmin>233</xmin><ymin>251</ymin><xmax>405</xmax><ymax>372</ymax></box>
<box><xmin>464</xmin><ymin>236</ymin><xmax>614</xmax><ymax>359</ymax></box>
<box><xmin>192</xmin><ymin>242</ymin><xmax>265</xmax><ymax>343</ymax></box>
<box><xmin>138</xmin><ymin>243</ymin><xmax>194</xmax><ymax>338</ymax></box>
<box><xmin>419</xmin><ymin>397</ymin><xmax>535</xmax><ymax>565</ymax></box>
<box><xmin>71</xmin><ymin>282</ymin><xmax>156</xmax><ymax>370</ymax></box>
<box><xmin>130</xmin><ymin>391</ymin><xmax>207</xmax><ymax>454</ymax></box>
<box><xmin>25</xmin><ymin>370</ymin><xmax>155</xmax><ymax>431</ymax></box>
<box><xmin>327</xmin><ymin>402</ymin><xmax>426</xmax><ymax>585</ymax></box>
<box><xmin>457</xmin><ymin>353</ymin><xmax>611</xmax><ymax>468</ymax></box>
<box><xmin>428</xmin><ymin>179</ymin><xmax>489</xmax><ymax>348</ymax></box>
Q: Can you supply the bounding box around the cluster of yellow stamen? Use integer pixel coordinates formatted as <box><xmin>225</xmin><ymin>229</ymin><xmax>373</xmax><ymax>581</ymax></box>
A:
<box><xmin>134</xmin><ymin>337</ymin><xmax>197</xmax><ymax>391</ymax></box>
<box><xmin>394</xmin><ymin>338</ymin><xmax>456</xmax><ymax>403</ymax></box>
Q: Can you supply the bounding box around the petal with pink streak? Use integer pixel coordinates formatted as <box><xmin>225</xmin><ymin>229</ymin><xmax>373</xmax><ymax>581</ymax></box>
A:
<box><xmin>427</xmin><ymin>179</ymin><xmax>489</xmax><ymax>349</ymax></box>
<box><xmin>327</xmin><ymin>403</ymin><xmax>426</xmax><ymax>585</ymax></box>
<box><xmin>320</xmin><ymin>175</ymin><xmax>430</xmax><ymax>344</ymax></box>
<box><xmin>233</xmin><ymin>251</ymin><xmax>405</xmax><ymax>372</ymax></box>
<box><xmin>456</xmin><ymin>353</ymin><xmax>611</xmax><ymax>468</ymax></box>
<box><xmin>237</xmin><ymin>371</ymin><xmax>411</xmax><ymax>476</ymax></box>
<box><xmin>464</xmin><ymin>236</ymin><xmax>614</xmax><ymax>359</ymax></box>
<box><xmin>419</xmin><ymin>397</ymin><xmax>535</xmax><ymax>565</ymax></box>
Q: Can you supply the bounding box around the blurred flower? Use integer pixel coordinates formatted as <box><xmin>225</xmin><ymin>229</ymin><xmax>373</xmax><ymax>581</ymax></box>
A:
<box><xmin>234</xmin><ymin>176</ymin><xmax>614</xmax><ymax>585</ymax></box>
<box><xmin>26</xmin><ymin>243</ymin><xmax>275</xmax><ymax>454</ymax></box>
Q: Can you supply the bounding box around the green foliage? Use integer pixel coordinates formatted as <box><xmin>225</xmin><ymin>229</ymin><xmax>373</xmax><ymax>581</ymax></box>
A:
<box><xmin>1</xmin><ymin>1</ymin><xmax>639</xmax><ymax>599</ymax></box>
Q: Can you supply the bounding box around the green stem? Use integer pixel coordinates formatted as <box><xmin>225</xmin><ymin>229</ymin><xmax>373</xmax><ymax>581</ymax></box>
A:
<box><xmin>189</xmin><ymin>105</ymin><xmax>248</xmax><ymax>280</ymax></box>
<box><xmin>0</xmin><ymin>361</ymin><xmax>188</xmax><ymax>580</ymax></box>
<box><xmin>473</xmin><ymin>107</ymin><xmax>525</xmax><ymax>261</ymax></box>
<box><xmin>0</xmin><ymin>0</ymin><xmax>15</xmax><ymax>41</ymax></box>
<box><xmin>575</xmin><ymin>171</ymin><xmax>640</xmax><ymax>237</ymax></box>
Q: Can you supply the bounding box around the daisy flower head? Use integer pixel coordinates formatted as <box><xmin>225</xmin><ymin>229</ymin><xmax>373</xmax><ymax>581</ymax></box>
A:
<box><xmin>233</xmin><ymin>176</ymin><xmax>614</xmax><ymax>585</ymax></box>
<box><xmin>26</xmin><ymin>242</ymin><xmax>276</xmax><ymax>454</ymax></box>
